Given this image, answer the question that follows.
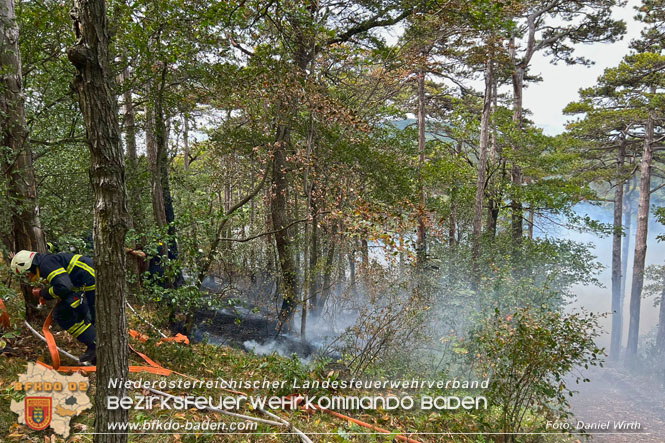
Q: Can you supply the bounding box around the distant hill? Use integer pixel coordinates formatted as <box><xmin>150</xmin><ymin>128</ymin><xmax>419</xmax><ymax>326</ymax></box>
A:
<box><xmin>386</xmin><ymin>118</ymin><xmax>452</xmax><ymax>143</ymax></box>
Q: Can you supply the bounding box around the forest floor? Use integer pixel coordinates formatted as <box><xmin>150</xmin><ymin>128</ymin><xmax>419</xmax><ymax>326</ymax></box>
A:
<box><xmin>0</xmin><ymin>296</ymin><xmax>495</xmax><ymax>443</ymax></box>
<box><xmin>570</xmin><ymin>365</ymin><xmax>665</xmax><ymax>442</ymax></box>
<box><xmin>1</xmin><ymin>293</ymin><xmax>626</xmax><ymax>442</ymax></box>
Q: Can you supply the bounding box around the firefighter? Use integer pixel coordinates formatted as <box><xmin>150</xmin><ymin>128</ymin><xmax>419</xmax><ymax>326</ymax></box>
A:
<box><xmin>11</xmin><ymin>250</ymin><xmax>97</xmax><ymax>364</ymax></box>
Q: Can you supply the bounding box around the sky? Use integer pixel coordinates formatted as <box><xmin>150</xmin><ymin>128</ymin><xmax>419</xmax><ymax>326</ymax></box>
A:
<box><xmin>525</xmin><ymin>0</ymin><xmax>642</xmax><ymax>135</ymax></box>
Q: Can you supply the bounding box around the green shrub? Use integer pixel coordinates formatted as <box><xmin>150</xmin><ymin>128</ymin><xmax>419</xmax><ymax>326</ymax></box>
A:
<box><xmin>470</xmin><ymin>307</ymin><xmax>604</xmax><ymax>441</ymax></box>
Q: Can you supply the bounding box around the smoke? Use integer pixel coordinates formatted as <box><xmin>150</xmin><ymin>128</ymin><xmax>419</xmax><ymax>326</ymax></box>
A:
<box><xmin>241</xmin><ymin>339</ymin><xmax>314</xmax><ymax>364</ymax></box>
<box><xmin>559</xmin><ymin>202</ymin><xmax>665</xmax><ymax>349</ymax></box>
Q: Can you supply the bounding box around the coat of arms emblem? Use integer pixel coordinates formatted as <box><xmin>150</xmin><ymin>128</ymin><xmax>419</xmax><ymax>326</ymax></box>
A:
<box><xmin>25</xmin><ymin>397</ymin><xmax>52</xmax><ymax>431</ymax></box>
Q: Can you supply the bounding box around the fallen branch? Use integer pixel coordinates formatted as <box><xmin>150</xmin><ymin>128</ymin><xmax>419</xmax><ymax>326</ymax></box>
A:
<box><xmin>257</xmin><ymin>408</ymin><xmax>314</xmax><ymax>443</ymax></box>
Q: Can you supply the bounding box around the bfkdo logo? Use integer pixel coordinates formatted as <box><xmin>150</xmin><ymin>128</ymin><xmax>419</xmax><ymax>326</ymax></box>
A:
<box><xmin>10</xmin><ymin>363</ymin><xmax>92</xmax><ymax>438</ymax></box>
<box><xmin>25</xmin><ymin>397</ymin><xmax>52</xmax><ymax>431</ymax></box>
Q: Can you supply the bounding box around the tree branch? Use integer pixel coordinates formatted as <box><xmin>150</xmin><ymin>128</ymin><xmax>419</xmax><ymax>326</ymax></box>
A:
<box><xmin>325</xmin><ymin>8</ymin><xmax>413</xmax><ymax>46</ymax></box>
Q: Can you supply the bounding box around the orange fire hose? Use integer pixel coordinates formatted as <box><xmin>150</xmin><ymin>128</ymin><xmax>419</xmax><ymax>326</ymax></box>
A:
<box><xmin>285</xmin><ymin>394</ymin><xmax>423</xmax><ymax>443</ymax></box>
<box><xmin>129</xmin><ymin>328</ymin><xmax>190</xmax><ymax>346</ymax></box>
<box><xmin>42</xmin><ymin>308</ymin><xmax>60</xmax><ymax>369</ymax></box>
<box><xmin>0</xmin><ymin>298</ymin><xmax>10</xmax><ymax>329</ymax></box>
<box><xmin>39</xmin><ymin>305</ymin><xmax>178</xmax><ymax>375</ymax></box>
<box><xmin>314</xmin><ymin>406</ymin><xmax>423</xmax><ymax>443</ymax></box>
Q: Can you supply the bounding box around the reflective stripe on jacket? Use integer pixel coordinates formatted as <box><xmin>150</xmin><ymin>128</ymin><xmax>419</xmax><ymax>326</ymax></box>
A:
<box><xmin>35</xmin><ymin>253</ymin><xmax>96</xmax><ymax>304</ymax></box>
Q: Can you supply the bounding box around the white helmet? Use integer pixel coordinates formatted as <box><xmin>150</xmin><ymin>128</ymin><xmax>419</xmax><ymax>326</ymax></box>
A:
<box><xmin>10</xmin><ymin>250</ymin><xmax>37</xmax><ymax>275</ymax></box>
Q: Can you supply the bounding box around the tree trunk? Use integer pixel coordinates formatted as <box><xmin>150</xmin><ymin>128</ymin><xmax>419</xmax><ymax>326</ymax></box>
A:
<box><xmin>657</xmin><ymin>286</ymin><xmax>665</xmax><ymax>389</ymax></box>
<box><xmin>121</xmin><ymin>63</ymin><xmax>142</xmax><ymax>231</ymax></box>
<box><xmin>294</xmin><ymin>185</ymin><xmax>300</xmax><ymax>273</ymax></box>
<box><xmin>153</xmin><ymin>68</ymin><xmax>178</xmax><ymax>262</ymax></box>
<box><xmin>249</xmin><ymin>195</ymin><xmax>255</xmax><ymax>267</ymax></box>
<box><xmin>486</xmin><ymin>197</ymin><xmax>499</xmax><ymax>238</ymax></box>
<box><xmin>273</xmin><ymin>120</ymin><xmax>298</xmax><ymax>330</ymax></box>
<box><xmin>449</xmin><ymin>139</ymin><xmax>462</xmax><ymax>248</ymax></box>
<box><xmin>448</xmin><ymin>207</ymin><xmax>456</xmax><ymax>247</ymax></box>
<box><xmin>336</xmin><ymin>219</ymin><xmax>345</xmax><ymax>289</ymax></box>
<box><xmin>183</xmin><ymin>113</ymin><xmax>190</xmax><ymax>171</ymax></box>
<box><xmin>308</xmin><ymin>196</ymin><xmax>319</xmax><ymax>316</ymax></box>
<box><xmin>361</xmin><ymin>237</ymin><xmax>369</xmax><ymax>274</ymax></box>
<box><xmin>1</xmin><ymin>0</ymin><xmax>47</xmax><ymax>321</ymax></box>
<box><xmin>510</xmin><ymin>66</ymin><xmax>525</xmax><ymax>247</ymax></box>
<box><xmin>264</xmin><ymin>183</ymin><xmax>274</xmax><ymax>272</ymax></box>
<box><xmin>317</xmin><ymin>221</ymin><xmax>337</xmax><ymax>318</ymax></box>
<box><xmin>621</xmin><ymin>176</ymin><xmax>636</xmax><ymax>307</ymax></box>
<box><xmin>301</xmin><ymin>204</ymin><xmax>309</xmax><ymax>340</ymax></box>
<box><xmin>224</xmin><ymin>180</ymin><xmax>232</xmax><ymax>252</ymax></box>
<box><xmin>656</xmin><ymin>285</ymin><xmax>665</xmax><ymax>352</ymax></box>
<box><xmin>416</xmin><ymin>70</ymin><xmax>426</xmax><ymax>264</ymax></box>
<box><xmin>486</xmin><ymin>63</ymin><xmax>499</xmax><ymax>238</ymax></box>
<box><xmin>68</xmin><ymin>0</ymin><xmax>131</xmax><ymax>440</ymax></box>
<box><xmin>626</xmin><ymin>111</ymin><xmax>655</xmax><ymax>358</ymax></box>
<box><xmin>145</xmin><ymin>80</ymin><xmax>167</xmax><ymax>227</ymax></box>
<box><xmin>610</xmin><ymin>141</ymin><xmax>626</xmax><ymax>361</ymax></box>
<box><xmin>348</xmin><ymin>247</ymin><xmax>356</xmax><ymax>291</ymax></box>
<box><xmin>471</xmin><ymin>59</ymin><xmax>493</xmax><ymax>290</ymax></box>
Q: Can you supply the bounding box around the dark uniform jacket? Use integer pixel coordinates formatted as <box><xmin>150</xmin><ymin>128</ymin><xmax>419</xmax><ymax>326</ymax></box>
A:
<box><xmin>33</xmin><ymin>253</ymin><xmax>96</xmax><ymax>308</ymax></box>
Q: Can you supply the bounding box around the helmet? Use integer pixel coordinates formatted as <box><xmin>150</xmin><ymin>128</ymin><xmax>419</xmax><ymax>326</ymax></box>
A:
<box><xmin>10</xmin><ymin>250</ymin><xmax>37</xmax><ymax>275</ymax></box>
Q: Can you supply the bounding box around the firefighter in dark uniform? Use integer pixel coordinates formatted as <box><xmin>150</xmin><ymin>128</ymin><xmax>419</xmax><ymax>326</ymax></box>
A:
<box><xmin>11</xmin><ymin>250</ymin><xmax>97</xmax><ymax>364</ymax></box>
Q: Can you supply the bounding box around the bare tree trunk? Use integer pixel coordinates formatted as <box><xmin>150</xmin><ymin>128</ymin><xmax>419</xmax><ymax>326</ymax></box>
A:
<box><xmin>249</xmin><ymin>196</ymin><xmax>255</xmax><ymax>268</ymax></box>
<box><xmin>471</xmin><ymin>59</ymin><xmax>493</xmax><ymax>290</ymax></box>
<box><xmin>610</xmin><ymin>141</ymin><xmax>626</xmax><ymax>361</ymax></box>
<box><xmin>348</xmin><ymin>247</ymin><xmax>356</xmax><ymax>291</ymax></box>
<box><xmin>121</xmin><ymin>63</ymin><xmax>142</xmax><ymax>231</ymax></box>
<box><xmin>317</xmin><ymin>221</ymin><xmax>337</xmax><ymax>318</ymax></box>
<box><xmin>121</xmin><ymin>65</ymin><xmax>137</xmax><ymax>174</ymax></box>
<box><xmin>273</xmin><ymin>120</ymin><xmax>298</xmax><ymax>330</ymax></box>
<box><xmin>145</xmin><ymin>80</ymin><xmax>167</xmax><ymax>227</ymax></box>
<box><xmin>183</xmin><ymin>113</ymin><xmax>190</xmax><ymax>171</ymax></box>
<box><xmin>301</xmin><ymin>205</ymin><xmax>309</xmax><ymax>340</ymax></box>
<box><xmin>657</xmin><ymin>286</ymin><xmax>665</xmax><ymax>390</ymax></box>
<box><xmin>264</xmin><ymin>184</ymin><xmax>274</xmax><ymax>272</ymax></box>
<box><xmin>449</xmin><ymin>139</ymin><xmax>462</xmax><ymax>248</ymax></box>
<box><xmin>308</xmin><ymin>196</ymin><xmax>319</xmax><ymax>316</ymax></box>
<box><xmin>1</xmin><ymin>0</ymin><xmax>47</xmax><ymax>321</ymax></box>
<box><xmin>153</xmin><ymin>68</ymin><xmax>178</xmax><ymax>263</ymax></box>
<box><xmin>486</xmin><ymin>63</ymin><xmax>499</xmax><ymax>238</ymax></box>
<box><xmin>361</xmin><ymin>237</ymin><xmax>369</xmax><ymax>270</ymax></box>
<box><xmin>294</xmin><ymin>186</ymin><xmax>300</xmax><ymax>273</ymax></box>
<box><xmin>399</xmin><ymin>234</ymin><xmax>405</xmax><ymax>277</ymax></box>
<box><xmin>336</xmin><ymin>219</ymin><xmax>345</xmax><ymax>287</ymax></box>
<box><xmin>626</xmin><ymin>110</ymin><xmax>655</xmax><ymax>358</ymax></box>
<box><xmin>448</xmin><ymin>208</ymin><xmax>456</xmax><ymax>247</ymax></box>
<box><xmin>224</xmin><ymin>180</ymin><xmax>231</xmax><ymax>253</ymax></box>
<box><xmin>416</xmin><ymin>70</ymin><xmax>426</xmax><ymax>264</ymax></box>
<box><xmin>656</xmin><ymin>285</ymin><xmax>665</xmax><ymax>352</ymax></box>
<box><xmin>621</xmin><ymin>176</ymin><xmax>636</xmax><ymax>308</ymax></box>
<box><xmin>510</xmin><ymin>63</ymin><xmax>525</xmax><ymax>248</ymax></box>
<box><xmin>68</xmin><ymin>0</ymin><xmax>131</xmax><ymax>440</ymax></box>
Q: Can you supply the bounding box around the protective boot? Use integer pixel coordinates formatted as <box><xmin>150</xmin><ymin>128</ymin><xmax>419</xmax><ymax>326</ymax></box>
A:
<box><xmin>77</xmin><ymin>323</ymin><xmax>97</xmax><ymax>365</ymax></box>
<box><xmin>79</xmin><ymin>344</ymin><xmax>96</xmax><ymax>365</ymax></box>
